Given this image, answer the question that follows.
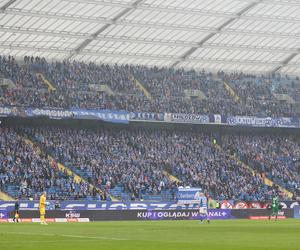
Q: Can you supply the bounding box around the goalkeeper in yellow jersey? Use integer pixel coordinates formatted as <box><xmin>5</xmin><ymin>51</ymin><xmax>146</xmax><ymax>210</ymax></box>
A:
<box><xmin>39</xmin><ymin>191</ymin><xmax>48</xmax><ymax>225</ymax></box>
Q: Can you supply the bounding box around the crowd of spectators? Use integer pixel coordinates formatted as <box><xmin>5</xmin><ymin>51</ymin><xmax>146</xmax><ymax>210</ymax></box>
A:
<box><xmin>22</xmin><ymin>126</ymin><xmax>285</xmax><ymax>201</ymax></box>
<box><xmin>223</xmin><ymin>134</ymin><xmax>300</xmax><ymax>197</ymax></box>
<box><xmin>1</xmin><ymin>54</ymin><xmax>300</xmax><ymax>201</ymax></box>
<box><xmin>0</xmin><ymin>127</ymin><xmax>100</xmax><ymax>200</ymax></box>
<box><xmin>1</xmin><ymin>124</ymin><xmax>298</xmax><ymax>201</ymax></box>
<box><xmin>23</xmin><ymin>127</ymin><xmax>175</xmax><ymax>199</ymax></box>
<box><xmin>131</xmin><ymin>66</ymin><xmax>238</xmax><ymax>114</ymax></box>
<box><xmin>1</xmin><ymin>55</ymin><xmax>300</xmax><ymax>116</ymax></box>
<box><xmin>221</xmin><ymin>72</ymin><xmax>300</xmax><ymax>117</ymax></box>
<box><xmin>0</xmin><ymin>55</ymin><xmax>46</xmax><ymax>89</ymax></box>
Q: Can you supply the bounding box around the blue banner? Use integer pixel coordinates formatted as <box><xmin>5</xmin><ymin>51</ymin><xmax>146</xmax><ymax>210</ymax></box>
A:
<box><xmin>0</xmin><ymin>106</ymin><xmax>129</xmax><ymax>123</ymax></box>
<box><xmin>176</xmin><ymin>187</ymin><xmax>202</xmax><ymax>205</ymax></box>
<box><xmin>0</xmin><ymin>210</ymin><xmax>8</xmax><ymax>219</ymax></box>
<box><xmin>130</xmin><ymin>112</ymin><xmax>164</xmax><ymax>121</ymax></box>
<box><xmin>226</xmin><ymin>116</ymin><xmax>299</xmax><ymax>128</ymax></box>
<box><xmin>71</xmin><ymin>109</ymin><xmax>129</xmax><ymax>124</ymax></box>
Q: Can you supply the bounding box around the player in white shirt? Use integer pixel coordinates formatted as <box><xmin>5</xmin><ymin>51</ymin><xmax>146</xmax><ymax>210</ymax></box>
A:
<box><xmin>198</xmin><ymin>192</ymin><xmax>210</xmax><ymax>224</ymax></box>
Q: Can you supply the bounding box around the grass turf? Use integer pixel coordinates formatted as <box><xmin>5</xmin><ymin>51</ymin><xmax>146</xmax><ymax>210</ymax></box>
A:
<box><xmin>0</xmin><ymin>220</ymin><xmax>299</xmax><ymax>250</ymax></box>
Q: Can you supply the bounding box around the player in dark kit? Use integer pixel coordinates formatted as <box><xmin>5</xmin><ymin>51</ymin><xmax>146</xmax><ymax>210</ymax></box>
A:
<box><xmin>13</xmin><ymin>199</ymin><xmax>20</xmax><ymax>223</ymax></box>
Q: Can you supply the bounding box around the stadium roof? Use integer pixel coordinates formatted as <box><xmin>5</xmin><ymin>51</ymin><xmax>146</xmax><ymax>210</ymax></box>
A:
<box><xmin>0</xmin><ymin>0</ymin><xmax>299</xmax><ymax>75</ymax></box>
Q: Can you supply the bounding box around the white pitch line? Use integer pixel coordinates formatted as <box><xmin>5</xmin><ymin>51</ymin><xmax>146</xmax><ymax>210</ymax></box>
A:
<box><xmin>60</xmin><ymin>234</ymin><xmax>127</xmax><ymax>241</ymax></box>
<box><xmin>1</xmin><ymin>232</ymin><xmax>127</xmax><ymax>241</ymax></box>
<box><xmin>0</xmin><ymin>239</ymin><xmax>104</xmax><ymax>244</ymax></box>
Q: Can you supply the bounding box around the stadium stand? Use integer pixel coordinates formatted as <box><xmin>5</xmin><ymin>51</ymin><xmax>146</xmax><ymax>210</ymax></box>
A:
<box><xmin>223</xmin><ymin>134</ymin><xmax>300</xmax><ymax>197</ymax></box>
<box><xmin>0</xmin><ymin>127</ymin><xmax>101</xmax><ymax>200</ymax></box>
<box><xmin>1</xmin><ymin>55</ymin><xmax>300</xmax><ymax>116</ymax></box>
<box><xmin>16</xmin><ymin>126</ymin><xmax>292</xmax><ymax>201</ymax></box>
<box><xmin>0</xmin><ymin>54</ymin><xmax>300</xmax><ymax>201</ymax></box>
<box><xmin>1</xmin><ymin>1</ymin><xmax>300</xmax><ymax>249</ymax></box>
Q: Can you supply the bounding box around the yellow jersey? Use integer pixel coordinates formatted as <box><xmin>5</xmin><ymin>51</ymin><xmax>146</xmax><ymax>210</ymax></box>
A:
<box><xmin>40</xmin><ymin>194</ymin><xmax>46</xmax><ymax>210</ymax></box>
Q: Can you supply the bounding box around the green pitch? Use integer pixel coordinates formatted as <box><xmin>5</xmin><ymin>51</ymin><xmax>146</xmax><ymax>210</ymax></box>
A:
<box><xmin>0</xmin><ymin>220</ymin><xmax>299</xmax><ymax>250</ymax></box>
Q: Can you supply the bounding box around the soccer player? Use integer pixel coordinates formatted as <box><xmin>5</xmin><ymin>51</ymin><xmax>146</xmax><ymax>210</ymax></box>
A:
<box><xmin>40</xmin><ymin>191</ymin><xmax>48</xmax><ymax>225</ymax></box>
<box><xmin>268</xmin><ymin>196</ymin><xmax>279</xmax><ymax>221</ymax></box>
<box><xmin>13</xmin><ymin>199</ymin><xmax>20</xmax><ymax>223</ymax></box>
<box><xmin>198</xmin><ymin>192</ymin><xmax>210</xmax><ymax>224</ymax></box>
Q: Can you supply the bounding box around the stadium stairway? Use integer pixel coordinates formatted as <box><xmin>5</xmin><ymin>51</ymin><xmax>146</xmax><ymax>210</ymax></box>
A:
<box><xmin>0</xmin><ymin>190</ymin><xmax>14</xmax><ymax>201</ymax></box>
<box><xmin>163</xmin><ymin>171</ymin><xmax>181</xmax><ymax>183</ymax></box>
<box><xmin>217</xmin><ymin>77</ymin><xmax>240</xmax><ymax>102</ymax></box>
<box><xmin>22</xmin><ymin>138</ymin><xmax>118</xmax><ymax>201</ymax></box>
<box><xmin>36</xmin><ymin>73</ymin><xmax>56</xmax><ymax>91</ymax></box>
<box><xmin>216</xmin><ymin>144</ymin><xmax>293</xmax><ymax>199</ymax></box>
<box><xmin>129</xmin><ymin>74</ymin><xmax>152</xmax><ymax>100</ymax></box>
